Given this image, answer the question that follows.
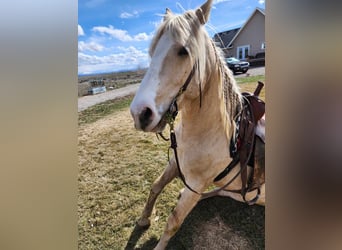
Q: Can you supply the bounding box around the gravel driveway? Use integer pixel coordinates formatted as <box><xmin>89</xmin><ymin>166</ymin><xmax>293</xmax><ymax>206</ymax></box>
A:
<box><xmin>78</xmin><ymin>83</ymin><xmax>140</xmax><ymax>112</ymax></box>
<box><xmin>234</xmin><ymin>66</ymin><xmax>265</xmax><ymax>78</ymax></box>
<box><xmin>78</xmin><ymin>66</ymin><xmax>265</xmax><ymax>112</ymax></box>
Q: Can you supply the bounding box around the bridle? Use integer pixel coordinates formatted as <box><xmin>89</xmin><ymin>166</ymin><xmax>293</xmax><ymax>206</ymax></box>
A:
<box><xmin>157</xmin><ymin>61</ymin><xmax>263</xmax><ymax>205</ymax></box>
<box><xmin>157</xmin><ymin>63</ymin><xmax>200</xmax><ymax>194</ymax></box>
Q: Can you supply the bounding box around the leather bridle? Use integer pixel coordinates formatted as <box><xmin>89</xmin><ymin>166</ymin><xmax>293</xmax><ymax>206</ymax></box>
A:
<box><xmin>157</xmin><ymin>63</ymin><xmax>200</xmax><ymax>194</ymax></box>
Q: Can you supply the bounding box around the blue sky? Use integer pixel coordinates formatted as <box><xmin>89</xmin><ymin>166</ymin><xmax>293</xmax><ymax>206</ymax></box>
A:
<box><xmin>78</xmin><ymin>0</ymin><xmax>265</xmax><ymax>75</ymax></box>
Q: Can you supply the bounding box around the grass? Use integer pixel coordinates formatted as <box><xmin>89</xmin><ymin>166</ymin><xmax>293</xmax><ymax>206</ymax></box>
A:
<box><xmin>78</xmin><ymin>76</ymin><xmax>265</xmax><ymax>249</ymax></box>
<box><xmin>236</xmin><ymin>75</ymin><xmax>265</xmax><ymax>84</ymax></box>
<box><xmin>78</xmin><ymin>95</ymin><xmax>134</xmax><ymax>126</ymax></box>
<box><xmin>78</xmin><ymin>109</ymin><xmax>178</xmax><ymax>249</ymax></box>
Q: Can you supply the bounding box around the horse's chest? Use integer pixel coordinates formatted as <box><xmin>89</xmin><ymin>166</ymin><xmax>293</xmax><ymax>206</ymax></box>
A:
<box><xmin>177</xmin><ymin>136</ymin><xmax>229</xmax><ymax>169</ymax></box>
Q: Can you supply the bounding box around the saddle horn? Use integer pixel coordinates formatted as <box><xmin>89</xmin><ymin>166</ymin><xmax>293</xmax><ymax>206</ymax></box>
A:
<box><xmin>254</xmin><ymin>81</ymin><xmax>264</xmax><ymax>97</ymax></box>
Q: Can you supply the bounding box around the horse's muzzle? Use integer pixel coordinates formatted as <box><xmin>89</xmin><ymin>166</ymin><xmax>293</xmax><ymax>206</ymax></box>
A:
<box><xmin>130</xmin><ymin>100</ymin><xmax>161</xmax><ymax>132</ymax></box>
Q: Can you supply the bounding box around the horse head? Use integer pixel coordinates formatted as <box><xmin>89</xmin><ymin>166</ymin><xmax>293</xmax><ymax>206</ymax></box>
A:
<box><xmin>130</xmin><ymin>0</ymin><xmax>214</xmax><ymax>132</ymax></box>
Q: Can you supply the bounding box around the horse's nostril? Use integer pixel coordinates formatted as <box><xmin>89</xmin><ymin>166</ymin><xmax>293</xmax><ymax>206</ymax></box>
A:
<box><xmin>139</xmin><ymin>107</ymin><xmax>153</xmax><ymax>130</ymax></box>
<box><xmin>142</xmin><ymin>107</ymin><xmax>152</xmax><ymax>120</ymax></box>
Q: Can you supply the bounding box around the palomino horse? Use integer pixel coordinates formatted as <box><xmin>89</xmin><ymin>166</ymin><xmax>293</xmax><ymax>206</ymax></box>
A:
<box><xmin>130</xmin><ymin>0</ymin><xmax>265</xmax><ymax>249</ymax></box>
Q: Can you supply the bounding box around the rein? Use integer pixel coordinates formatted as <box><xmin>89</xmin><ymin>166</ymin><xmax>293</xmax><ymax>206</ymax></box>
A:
<box><xmin>157</xmin><ymin>63</ymin><xmax>264</xmax><ymax>204</ymax></box>
<box><xmin>158</xmin><ymin>63</ymin><xmax>201</xmax><ymax>194</ymax></box>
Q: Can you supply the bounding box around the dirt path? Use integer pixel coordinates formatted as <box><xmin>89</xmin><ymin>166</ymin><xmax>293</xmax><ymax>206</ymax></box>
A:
<box><xmin>78</xmin><ymin>83</ymin><xmax>140</xmax><ymax>112</ymax></box>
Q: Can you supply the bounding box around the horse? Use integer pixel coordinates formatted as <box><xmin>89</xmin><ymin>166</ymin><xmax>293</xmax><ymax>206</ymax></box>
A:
<box><xmin>130</xmin><ymin>0</ymin><xmax>265</xmax><ymax>249</ymax></box>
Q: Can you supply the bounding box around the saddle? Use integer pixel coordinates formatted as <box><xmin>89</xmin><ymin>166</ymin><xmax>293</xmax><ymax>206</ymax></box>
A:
<box><xmin>214</xmin><ymin>81</ymin><xmax>265</xmax><ymax>204</ymax></box>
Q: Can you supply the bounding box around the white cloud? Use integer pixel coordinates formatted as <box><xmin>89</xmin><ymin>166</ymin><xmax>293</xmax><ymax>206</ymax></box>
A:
<box><xmin>78</xmin><ymin>41</ymin><xmax>104</xmax><ymax>52</ymax></box>
<box><xmin>120</xmin><ymin>12</ymin><xmax>133</xmax><ymax>18</ymax></box>
<box><xmin>78</xmin><ymin>46</ymin><xmax>150</xmax><ymax>74</ymax></box>
<box><xmin>258</xmin><ymin>0</ymin><xmax>265</xmax><ymax>4</ymax></box>
<box><xmin>120</xmin><ymin>10</ymin><xmax>139</xmax><ymax>19</ymax></box>
<box><xmin>93</xmin><ymin>25</ymin><xmax>132</xmax><ymax>41</ymax></box>
<box><xmin>134</xmin><ymin>33</ymin><xmax>150</xmax><ymax>41</ymax></box>
<box><xmin>150</xmin><ymin>20</ymin><xmax>163</xmax><ymax>29</ymax></box>
<box><xmin>78</xmin><ymin>24</ymin><xmax>85</xmax><ymax>36</ymax></box>
<box><xmin>92</xmin><ymin>25</ymin><xmax>152</xmax><ymax>42</ymax></box>
<box><xmin>214</xmin><ymin>0</ymin><xmax>232</xmax><ymax>5</ymax></box>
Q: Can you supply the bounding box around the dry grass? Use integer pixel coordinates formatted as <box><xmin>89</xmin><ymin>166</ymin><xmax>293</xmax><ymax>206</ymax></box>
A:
<box><xmin>78</xmin><ymin>109</ymin><xmax>182</xmax><ymax>249</ymax></box>
<box><xmin>237</xmin><ymin>77</ymin><xmax>266</xmax><ymax>101</ymax></box>
<box><xmin>78</xmin><ymin>95</ymin><xmax>134</xmax><ymax>126</ymax></box>
<box><xmin>78</xmin><ymin>80</ymin><xmax>265</xmax><ymax>249</ymax></box>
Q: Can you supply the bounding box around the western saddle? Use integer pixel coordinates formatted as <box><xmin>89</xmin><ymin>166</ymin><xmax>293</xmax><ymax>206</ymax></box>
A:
<box><xmin>214</xmin><ymin>81</ymin><xmax>265</xmax><ymax>204</ymax></box>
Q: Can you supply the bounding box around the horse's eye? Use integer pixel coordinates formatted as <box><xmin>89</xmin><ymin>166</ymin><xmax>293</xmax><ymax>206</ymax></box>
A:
<box><xmin>178</xmin><ymin>47</ymin><xmax>188</xmax><ymax>56</ymax></box>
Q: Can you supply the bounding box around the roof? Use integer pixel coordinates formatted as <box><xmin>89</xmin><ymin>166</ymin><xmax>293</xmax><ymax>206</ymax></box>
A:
<box><xmin>213</xmin><ymin>27</ymin><xmax>240</xmax><ymax>48</ymax></box>
<box><xmin>256</xmin><ymin>7</ymin><xmax>265</xmax><ymax>15</ymax></box>
<box><xmin>227</xmin><ymin>7</ymin><xmax>265</xmax><ymax>47</ymax></box>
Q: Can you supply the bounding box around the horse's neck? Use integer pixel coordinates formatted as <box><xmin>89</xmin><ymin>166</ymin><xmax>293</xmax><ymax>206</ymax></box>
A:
<box><xmin>180</xmin><ymin>66</ymin><xmax>232</xmax><ymax>140</ymax></box>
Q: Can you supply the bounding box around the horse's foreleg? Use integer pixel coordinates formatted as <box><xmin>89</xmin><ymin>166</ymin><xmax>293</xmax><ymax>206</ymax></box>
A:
<box><xmin>154</xmin><ymin>188</ymin><xmax>202</xmax><ymax>250</ymax></box>
<box><xmin>137</xmin><ymin>159</ymin><xmax>178</xmax><ymax>228</ymax></box>
<box><xmin>200</xmin><ymin>188</ymin><xmax>220</xmax><ymax>200</ymax></box>
<box><xmin>205</xmin><ymin>183</ymin><xmax>265</xmax><ymax>206</ymax></box>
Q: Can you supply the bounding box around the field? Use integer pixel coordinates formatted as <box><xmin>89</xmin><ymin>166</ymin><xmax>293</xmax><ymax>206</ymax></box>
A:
<box><xmin>78</xmin><ymin>75</ymin><xmax>265</xmax><ymax>249</ymax></box>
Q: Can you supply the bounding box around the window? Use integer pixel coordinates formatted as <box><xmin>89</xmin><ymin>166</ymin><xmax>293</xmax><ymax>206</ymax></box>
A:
<box><xmin>237</xmin><ymin>45</ymin><xmax>250</xmax><ymax>60</ymax></box>
<box><xmin>261</xmin><ymin>42</ymin><xmax>265</xmax><ymax>50</ymax></box>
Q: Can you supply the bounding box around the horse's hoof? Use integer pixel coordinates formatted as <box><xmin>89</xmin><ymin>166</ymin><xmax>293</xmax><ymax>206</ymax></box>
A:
<box><xmin>137</xmin><ymin>217</ymin><xmax>151</xmax><ymax>228</ymax></box>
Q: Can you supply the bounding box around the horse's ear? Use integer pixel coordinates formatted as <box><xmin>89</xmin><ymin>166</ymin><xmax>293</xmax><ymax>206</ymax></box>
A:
<box><xmin>196</xmin><ymin>0</ymin><xmax>213</xmax><ymax>25</ymax></box>
<box><xmin>164</xmin><ymin>8</ymin><xmax>172</xmax><ymax>21</ymax></box>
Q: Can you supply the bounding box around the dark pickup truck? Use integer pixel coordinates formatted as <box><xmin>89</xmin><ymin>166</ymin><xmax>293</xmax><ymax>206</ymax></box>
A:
<box><xmin>226</xmin><ymin>57</ymin><xmax>250</xmax><ymax>74</ymax></box>
<box><xmin>247</xmin><ymin>52</ymin><xmax>265</xmax><ymax>66</ymax></box>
